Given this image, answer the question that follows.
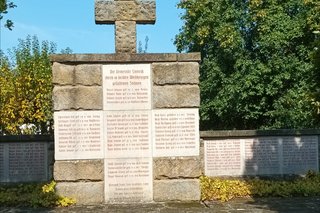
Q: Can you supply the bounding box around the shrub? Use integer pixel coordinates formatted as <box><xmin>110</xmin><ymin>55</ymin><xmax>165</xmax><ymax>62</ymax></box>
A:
<box><xmin>0</xmin><ymin>181</ymin><xmax>75</xmax><ymax>207</ymax></box>
<box><xmin>0</xmin><ymin>35</ymin><xmax>55</xmax><ymax>135</ymax></box>
<box><xmin>200</xmin><ymin>171</ymin><xmax>320</xmax><ymax>202</ymax></box>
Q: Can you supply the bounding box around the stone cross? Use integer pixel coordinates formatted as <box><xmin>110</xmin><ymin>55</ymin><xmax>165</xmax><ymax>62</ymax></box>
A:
<box><xmin>95</xmin><ymin>0</ymin><xmax>156</xmax><ymax>53</ymax></box>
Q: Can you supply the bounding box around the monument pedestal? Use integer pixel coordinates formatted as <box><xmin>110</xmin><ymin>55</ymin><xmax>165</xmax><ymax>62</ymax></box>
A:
<box><xmin>52</xmin><ymin>53</ymin><xmax>201</xmax><ymax>204</ymax></box>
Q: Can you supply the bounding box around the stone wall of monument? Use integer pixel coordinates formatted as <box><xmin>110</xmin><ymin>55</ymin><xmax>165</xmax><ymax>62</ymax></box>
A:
<box><xmin>202</xmin><ymin>129</ymin><xmax>320</xmax><ymax>177</ymax></box>
<box><xmin>51</xmin><ymin>53</ymin><xmax>201</xmax><ymax>204</ymax></box>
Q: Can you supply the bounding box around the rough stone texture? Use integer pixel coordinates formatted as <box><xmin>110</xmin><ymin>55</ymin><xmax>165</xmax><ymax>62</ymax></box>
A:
<box><xmin>177</xmin><ymin>53</ymin><xmax>202</xmax><ymax>62</ymax></box>
<box><xmin>152</xmin><ymin>62</ymin><xmax>199</xmax><ymax>85</ymax></box>
<box><xmin>52</xmin><ymin>63</ymin><xmax>75</xmax><ymax>85</ymax></box>
<box><xmin>95</xmin><ymin>0</ymin><xmax>156</xmax><ymax>24</ymax></box>
<box><xmin>95</xmin><ymin>0</ymin><xmax>155</xmax><ymax>53</ymax></box>
<box><xmin>54</xmin><ymin>160</ymin><xmax>104</xmax><ymax>181</ymax></box>
<box><xmin>200</xmin><ymin>129</ymin><xmax>320</xmax><ymax>138</ymax></box>
<box><xmin>153</xmin><ymin>179</ymin><xmax>200</xmax><ymax>201</ymax></box>
<box><xmin>75</xmin><ymin>65</ymin><xmax>102</xmax><ymax>85</ymax></box>
<box><xmin>50</xmin><ymin>53</ymin><xmax>201</xmax><ymax>63</ymax></box>
<box><xmin>153</xmin><ymin>85</ymin><xmax>200</xmax><ymax>108</ymax></box>
<box><xmin>95</xmin><ymin>0</ymin><xmax>115</xmax><ymax>24</ymax></box>
<box><xmin>116</xmin><ymin>21</ymin><xmax>136</xmax><ymax>53</ymax></box>
<box><xmin>55</xmin><ymin>182</ymin><xmax>104</xmax><ymax>205</ymax></box>
<box><xmin>53</xmin><ymin>63</ymin><xmax>102</xmax><ymax>86</ymax></box>
<box><xmin>53</xmin><ymin>86</ymin><xmax>103</xmax><ymax>110</ymax></box>
<box><xmin>51</xmin><ymin>51</ymin><xmax>202</xmax><ymax>203</ymax></box>
<box><xmin>153</xmin><ymin>157</ymin><xmax>201</xmax><ymax>180</ymax></box>
<box><xmin>132</xmin><ymin>54</ymin><xmax>178</xmax><ymax>62</ymax></box>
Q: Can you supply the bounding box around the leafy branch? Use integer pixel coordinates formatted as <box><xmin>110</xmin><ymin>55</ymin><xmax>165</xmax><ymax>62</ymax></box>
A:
<box><xmin>0</xmin><ymin>0</ymin><xmax>16</xmax><ymax>30</ymax></box>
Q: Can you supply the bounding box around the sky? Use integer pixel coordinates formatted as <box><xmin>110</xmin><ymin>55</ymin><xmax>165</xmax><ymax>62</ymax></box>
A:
<box><xmin>0</xmin><ymin>0</ymin><xmax>184</xmax><ymax>54</ymax></box>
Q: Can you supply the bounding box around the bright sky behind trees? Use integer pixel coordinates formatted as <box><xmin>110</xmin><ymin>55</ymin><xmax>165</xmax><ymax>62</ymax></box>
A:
<box><xmin>0</xmin><ymin>0</ymin><xmax>183</xmax><ymax>53</ymax></box>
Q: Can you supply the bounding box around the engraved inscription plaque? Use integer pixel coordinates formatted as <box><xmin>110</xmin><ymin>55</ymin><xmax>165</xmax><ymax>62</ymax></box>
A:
<box><xmin>0</xmin><ymin>144</ymin><xmax>4</xmax><ymax>180</ymax></box>
<box><xmin>205</xmin><ymin>136</ymin><xmax>319</xmax><ymax>177</ymax></box>
<box><xmin>7</xmin><ymin>143</ymin><xmax>48</xmax><ymax>182</ymax></box>
<box><xmin>105</xmin><ymin>158</ymin><xmax>153</xmax><ymax>203</ymax></box>
<box><xmin>0</xmin><ymin>143</ymin><xmax>49</xmax><ymax>182</ymax></box>
<box><xmin>282</xmin><ymin>136</ymin><xmax>318</xmax><ymax>174</ymax></box>
<box><xmin>105</xmin><ymin>111</ymin><xmax>152</xmax><ymax>158</ymax></box>
<box><xmin>205</xmin><ymin>140</ymin><xmax>242</xmax><ymax>176</ymax></box>
<box><xmin>103</xmin><ymin>64</ymin><xmax>151</xmax><ymax>110</ymax></box>
<box><xmin>244</xmin><ymin>138</ymin><xmax>281</xmax><ymax>175</ymax></box>
<box><xmin>54</xmin><ymin>111</ymin><xmax>104</xmax><ymax>160</ymax></box>
<box><xmin>153</xmin><ymin>109</ymin><xmax>199</xmax><ymax>157</ymax></box>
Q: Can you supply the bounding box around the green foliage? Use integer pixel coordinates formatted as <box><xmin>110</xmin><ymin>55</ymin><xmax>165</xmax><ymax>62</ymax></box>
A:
<box><xmin>0</xmin><ymin>35</ymin><xmax>55</xmax><ymax>135</ymax></box>
<box><xmin>60</xmin><ymin>47</ymin><xmax>73</xmax><ymax>54</ymax></box>
<box><xmin>307</xmin><ymin>0</ymin><xmax>320</xmax><ymax>117</ymax></box>
<box><xmin>0</xmin><ymin>181</ymin><xmax>76</xmax><ymax>207</ymax></box>
<box><xmin>176</xmin><ymin>0</ymin><xmax>320</xmax><ymax>130</ymax></box>
<box><xmin>311</xmin><ymin>30</ymin><xmax>320</xmax><ymax>116</ymax></box>
<box><xmin>0</xmin><ymin>0</ymin><xmax>16</xmax><ymax>30</ymax></box>
<box><xmin>200</xmin><ymin>171</ymin><xmax>320</xmax><ymax>202</ymax></box>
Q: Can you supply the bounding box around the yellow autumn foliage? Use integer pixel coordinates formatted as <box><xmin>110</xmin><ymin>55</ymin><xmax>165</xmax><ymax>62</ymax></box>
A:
<box><xmin>0</xmin><ymin>35</ymin><xmax>54</xmax><ymax>135</ymax></box>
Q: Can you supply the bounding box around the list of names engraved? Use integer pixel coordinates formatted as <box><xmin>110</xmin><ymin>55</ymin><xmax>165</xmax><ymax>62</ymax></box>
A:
<box><xmin>54</xmin><ymin>111</ymin><xmax>104</xmax><ymax>160</ymax></box>
<box><xmin>54</xmin><ymin>62</ymin><xmax>202</xmax><ymax>203</ymax></box>
<box><xmin>105</xmin><ymin>158</ymin><xmax>153</xmax><ymax>203</ymax></box>
<box><xmin>8</xmin><ymin>143</ymin><xmax>47</xmax><ymax>182</ymax></box>
<box><xmin>0</xmin><ymin>144</ymin><xmax>4</xmax><ymax>179</ymax></box>
<box><xmin>103</xmin><ymin>64</ymin><xmax>151</xmax><ymax>110</ymax></box>
<box><xmin>153</xmin><ymin>109</ymin><xmax>199</xmax><ymax>157</ymax></box>
<box><xmin>244</xmin><ymin>138</ymin><xmax>280</xmax><ymax>175</ymax></box>
<box><xmin>205</xmin><ymin>140</ymin><xmax>242</xmax><ymax>176</ymax></box>
<box><xmin>106</xmin><ymin>111</ymin><xmax>151</xmax><ymax>158</ymax></box>
<box><xmin>282</xmin><ymin>136</ymin><xmax>318</xmax><ymax>174</ymax></box>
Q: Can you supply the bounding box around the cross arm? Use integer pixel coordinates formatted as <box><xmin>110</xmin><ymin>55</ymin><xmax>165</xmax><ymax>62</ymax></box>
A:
<box><xmin>95</xmin><ymin>0</ymin><xmax>156</xmax><ymax>24</ymax></box>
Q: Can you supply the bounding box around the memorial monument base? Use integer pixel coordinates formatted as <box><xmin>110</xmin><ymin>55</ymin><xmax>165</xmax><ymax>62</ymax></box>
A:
<box><xmin>51</xmin><ymin>53</ymin><xmax>201</xmax><ymax>204</ymax></box>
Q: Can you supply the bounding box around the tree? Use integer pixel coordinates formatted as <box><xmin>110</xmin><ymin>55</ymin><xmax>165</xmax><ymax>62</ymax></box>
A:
<box><xmin>175</xmin><ymin>0</ymin><xmax>320</xmax><ymax>130</ymax></box>
<box><xmin>0</xmin><ymin>35</ymin><xmax>56</xmax><ymax>135</ymax></box>
<box><xmin>0</xmin><ymin>0</ymin><xmax>16</xmax><ymax>30</ymax></box>
<box><xmin>306</xmin><ymin>0</ymin><xmax>320</xmax><ymax>117</ymax></box>
<box><xmin>312</xmin><ymin>32</ymin><xmax>320</xmax><ymax>115</ymax></box>
<box><xmin>138</xmin><ymin>36</ymin><xmax>149</xmax><ymax>53</ymax></box>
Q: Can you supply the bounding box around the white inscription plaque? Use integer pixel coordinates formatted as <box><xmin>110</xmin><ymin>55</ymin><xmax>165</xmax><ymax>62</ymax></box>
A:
<box><xmin>244</xmin><ymin>138</ymin><xmax>281</xmax><ymax>175</ymax></box>
<box><xmin>205</xmin><ymin>140</ymin><xmax>242</xmax><ymax>176</ymax></box>
<box><xmin>205</xmin><ymin>136</ymin><xmax>319</xmax><ymax>177</ymax></box>
<box><xmin>152</xmin><ymin>108</ymin><xmax>199</xmax><ymax>157</ymax></box>
<box><xmin>54</xmin><ymin>111</ymin><xmax>104</xmax><ymax>160</ymax></box>
<box><xmin>105</xmin><ymin>158</ymin><xmax>153</xmax><ymax>203</ymax></box>
<box><xmin>103</xmin><ymin>64</ymin><xmax>151</xmax><ymax>110</ymax></box>
<box><xmin>105</xmin><ymin>111</ymin><xmax>152</xmax><ymax>158</ymax></box>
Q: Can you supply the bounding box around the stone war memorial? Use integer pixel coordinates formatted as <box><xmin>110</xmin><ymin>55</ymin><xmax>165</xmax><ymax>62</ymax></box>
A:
<box><xmin>50</xmin><ymin>0</ymin><xmax>320</xmax><ymax>206</ymax></box>
<box><xmin>52</xmin><ymin>0</ymin><xmax>201</xmax><ymax>204</ymax></box>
